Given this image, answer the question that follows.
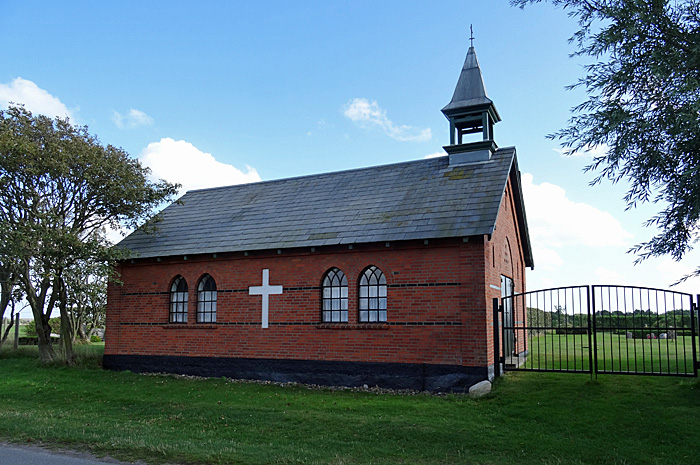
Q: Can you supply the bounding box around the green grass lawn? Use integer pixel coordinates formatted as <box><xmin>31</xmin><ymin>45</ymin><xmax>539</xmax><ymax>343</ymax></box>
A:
<box><xmin>1</xmin><ymin>346</ymin><xmax>700</xmax><ymax>464</ymax></box>
<box><xmin>518</xmin><ymin>332</ymin><xmax>698</xmax><ymax>375</ymax></box>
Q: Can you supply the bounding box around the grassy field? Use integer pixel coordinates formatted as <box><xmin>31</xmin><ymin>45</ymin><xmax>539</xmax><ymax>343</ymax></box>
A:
<box><xmin>0</xmin><ymin>320</ymin><xmax>29</xmax><ymax>338</ymax></box>
<box><xmin>1</xmin><ymin>346</ymin><xmax>700</xmax><ymax>464</ymax></box>
<box><xmin>516</xmin><ymin>332</ymin><xmax>698</xmax><ymax>375</ymax></box>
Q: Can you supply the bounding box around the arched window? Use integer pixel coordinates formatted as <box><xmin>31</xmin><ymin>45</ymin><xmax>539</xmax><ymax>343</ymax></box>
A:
<box><xmin>197</xmin><ymin>274</ymin><xmax>217</xmax><ymax>323</ymax></box>
<box><xmin>170</xmin><ymin>276</ymin><xmax>188</xmax><ymax>323</ymax></box>
<box><xmin>358</xmin><ymin>266</ymin><xmax>387</xmax><ymax>322</ymax></box>
<box><xmin>322</xmin><ymin>267</ymin><xmax>348</xmax><ymax>323</ymax></box>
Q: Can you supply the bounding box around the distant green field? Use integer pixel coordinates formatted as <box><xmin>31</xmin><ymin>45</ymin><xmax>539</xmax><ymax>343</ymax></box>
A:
<box><xmin>513</xmin><ymin>332</ymin><xmax>698</xmax><ymax>375</ymax></box>
<box><xmin>0</xmin><ymin>321</ymin><xmax>29</xmax><ymax>338</ymax></box>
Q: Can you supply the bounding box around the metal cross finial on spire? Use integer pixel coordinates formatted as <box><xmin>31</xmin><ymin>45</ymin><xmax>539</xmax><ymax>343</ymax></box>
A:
<box><xmin>470</xmin><ymin>24</ymin><xmax>474</xmax><ymax>47</ymax></box>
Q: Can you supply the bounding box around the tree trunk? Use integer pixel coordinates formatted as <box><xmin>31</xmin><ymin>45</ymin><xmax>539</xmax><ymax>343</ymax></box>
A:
<box><xmin>59</xmin><ymin>280</ymin><xmax>74</xmax><ymax>365</ymax></box>
<box><xmin>0</xmin><ymin>301</ymin><xmax>18</xmax><ymax>347</ymax></box>
<box><xmin>77</xmin><ymin>324</ymin><xmax>88</xmax><ymax>341</ymax></box>
<box><xmin>23</xmin><ymin>272</ymin><xmax>57</xmax><ymax>363</ymax></box>
<box><xmin>0</xmin><ymin>268</ymin><xmax>12</xmax><ymax>348</ymax></box>
<box><xmin>36</xmin><ymin>321</ymin><xmax>55</xmax><ymax>362</ymax></box>
<box><xmin>60</xmin><ymin>305</ymin><xmax>74</xmax><ymax>365</ymax></box>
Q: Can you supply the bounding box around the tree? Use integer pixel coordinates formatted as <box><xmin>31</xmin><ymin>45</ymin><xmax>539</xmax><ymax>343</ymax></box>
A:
<box><xmin>0</xmin><ymin>105</ymin><xmax>179</xmax><ymax>363</ymax></box>
<box><xmin>512</xmin><ymin>0</ymin><xmax>700</xmax><ymax>280</ymax></box>
<box><xmin>0</xmin><ymin>262</ymin><xmax>19</xmax><ymax>347</ymax></box>
<box><xmin>63</xmin><ymin>260</ymin><xmax>108</xmax><ymax>342</ymax></box>
<box><xmin>0</xmin><ymin>277</ymin><xmax>25</xmax><ymax>348</ymax></box>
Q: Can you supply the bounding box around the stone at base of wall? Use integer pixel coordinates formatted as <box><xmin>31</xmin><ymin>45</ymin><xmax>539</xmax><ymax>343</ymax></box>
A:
<box><xmin>468</xmin><ymin>380</ymin><xmax>492</xmax><ymax>398</ymax></box>
<box><xmin>103</xmin><ymin>354</ymin><xmax>489</xmax><ymax>393</ymax></box>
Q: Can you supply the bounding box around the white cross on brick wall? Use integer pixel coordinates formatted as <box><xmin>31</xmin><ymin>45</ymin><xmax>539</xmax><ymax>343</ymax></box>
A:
<box><xmin>248</xmin><ymin>269</ymin><xmax>283</xmax><ymax>328</ymax></box>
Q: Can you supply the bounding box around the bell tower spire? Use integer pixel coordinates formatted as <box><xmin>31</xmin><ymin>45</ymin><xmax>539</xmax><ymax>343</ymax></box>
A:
<box><xmin>441</xmin><ymin>30</ymin><xmax>501</xmax><ymax>164</ymax></box>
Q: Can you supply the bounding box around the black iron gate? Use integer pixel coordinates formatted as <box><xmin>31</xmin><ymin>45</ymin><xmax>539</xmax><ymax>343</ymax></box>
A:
<box><xmin>494</xmin><ymin>285</ymin><xmax>699</xmax><ymax>377</ymax></box>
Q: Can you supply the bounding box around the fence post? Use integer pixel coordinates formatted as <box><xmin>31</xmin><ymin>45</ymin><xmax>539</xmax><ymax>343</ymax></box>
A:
<box><xmin>493</xmin><ymin>297</ymin><xmax>501</xmax><ymax>378</ymax></box>
<box><xmin>13</xmin><ymin>313</ymin><xmax>19</xmax><ymax>350</ymax></box>
<box><xmin>694</xmin><ymin>295</ymin><xmax>699</xmax><ymax>375</ymax></box>
<box><xmin>590</xmin><ymin>286</ymin><xmax>598</xmax><ymax>379</ymax></box>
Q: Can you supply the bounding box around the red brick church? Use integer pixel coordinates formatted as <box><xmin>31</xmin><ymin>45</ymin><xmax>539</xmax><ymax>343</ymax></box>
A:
<box><xmin>104</xmin><ymin>44</ymin><xmax>534</xmax><ymax>392</ymax></box>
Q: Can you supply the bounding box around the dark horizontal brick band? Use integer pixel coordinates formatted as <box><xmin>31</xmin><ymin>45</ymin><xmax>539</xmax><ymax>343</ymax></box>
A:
<box><xmin>316</xmin><ymin>323</ymin><xmax>390</xmax><ymax>330</ymax></box>
<box><xmin>388</xmin><ymin>282</ymin><xmax>461</xmax><ymax>288</ymax></box>
<box><xmin>122</xmin><ymin>291</ymin><xmax>169</xmax><ymax>296</ymax></box>
<box><xmin>388</xmin><ymin>321</ymin><xmax>462</xmax><ymax>326</ymax></box>
<box><xmin>120</xmin><ymin>320</ymin><xmax>461</xmax><ymax>327</ymax></box>
<box><xmin>123</xmin><ymin>283</ymin><xmax>457</xmax><ymax>297</ymax></box>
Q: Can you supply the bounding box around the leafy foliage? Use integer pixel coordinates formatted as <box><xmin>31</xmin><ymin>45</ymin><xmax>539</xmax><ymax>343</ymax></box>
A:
<box><xmin>527</xmin><ymin>306</ymin><xmax>694</xmax><ymax>337</ymax></box>
<box><xmin>24</xmin><ymin>317</ymin><xmax>61</xmax><ymax>338</ymax></box>
<box><xmin>0</xmin><ymin>105</ymin><xmax>179</xmax><ymax>362</ymax></box>
<box><xmin>63</xmin><ymin>261</ymin><xmax>108</xmax><ymax>342</ymax></box>
<box><xmin>512</xmin><ymin>0</ymin><xmax>700</xmax><ymax>279</ymax></box>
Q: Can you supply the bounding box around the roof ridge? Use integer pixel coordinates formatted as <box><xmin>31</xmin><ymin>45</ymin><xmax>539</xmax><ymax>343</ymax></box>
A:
<box><xmin>186</xmin><ymin>148</ymin><xmax>516</xmax><ymax>196</ymax></box>
<box><xmin>186</xmin><ymin>156</ymin><xmax>444</xmax><ymax>195</ymax></box>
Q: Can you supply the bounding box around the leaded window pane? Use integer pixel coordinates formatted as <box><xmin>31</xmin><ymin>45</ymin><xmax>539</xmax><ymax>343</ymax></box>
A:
<box><xmin>322</xmin><ymin>268</ymin><xmax>348</xmax><ymax>323</ymax></box>
<box><xmin>358</xmin><ymin>266</ymin><xmax>387</xmax><ymax>322</ymax></box>
<box><xmin>197</xmin><ymin>274</ymin><xmax>217</xmax><ymax>323</ymax></box>
<box><xmin>170</xmin><ymin>276</ymin><xmax>188</xmax><ymax>323</ymax></box>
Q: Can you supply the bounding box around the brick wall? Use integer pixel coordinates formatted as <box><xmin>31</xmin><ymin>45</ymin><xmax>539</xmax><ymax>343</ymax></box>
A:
<box><xmin>486</xmin><ymin>173</ymin><xmax>529</xmax><ymax>363</ymax></box>
<box><xmin>105</xmin><ymin>178</ymin><xmax>528</xmax><ymax>372</ymax></box>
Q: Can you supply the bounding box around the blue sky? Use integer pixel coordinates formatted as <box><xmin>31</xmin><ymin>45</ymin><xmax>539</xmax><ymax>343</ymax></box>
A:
<box><xmin>2</xmin><ymin>1</ymin><xmax>698</xmax><ymax>318</ymax></box>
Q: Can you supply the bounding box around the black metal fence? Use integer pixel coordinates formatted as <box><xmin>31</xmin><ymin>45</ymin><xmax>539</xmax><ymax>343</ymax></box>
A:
<box><xmin>495</xmin><ymin>285</ymin><xmax>699</xmax><ymax>377</ymax></box>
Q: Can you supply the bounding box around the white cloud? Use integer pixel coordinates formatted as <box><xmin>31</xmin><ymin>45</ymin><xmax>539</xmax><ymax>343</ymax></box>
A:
<box><xmin>139</xmin><ymin>138</ymin><xmax>261</xmax><ymax>194</ymax></box>
<box><xmin>343</xmin><ymin>98</ymin><xmax>431</xmax><ymax>142</ymax></box>
<box><xmin>0</xmin><ymin>77</ymin><xmax>73</xmax><ymax>119</ymax></box>
<box><xmin>522</xmin><ymin>172</ymin><xmax>633</xmax><ymax>248</ymax></box>
<box><xmin>532</xmin><ymin>245</ymin><xmax>564</xmax><ymax>271</ymax></box>
<box><xmin>424</xmin><ymin>152</ymin><xmax>446</xmax><ymax>159</ymax></box>
<box><xmin>113</xmin><ymin>108</ymin><xmax>154</xmax><ymax>129</ymax></box>
<box><xmin>594</xmin><ymin>266</ymin><xmax>628</xmax><ymax>285</ymax></box>
<box><xmin>654</xmin><ymin>257</ymin><xmax>700</xmax><ymax>293</ymax></box>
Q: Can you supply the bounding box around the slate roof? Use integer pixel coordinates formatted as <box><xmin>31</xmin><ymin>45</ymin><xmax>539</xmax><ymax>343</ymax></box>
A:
<box><xmin>441</xmin><ymin>46</ymin><xmax>500</xmax><ymax>119</ymax></box>
<box><xmin>118</xmin><ymin>147</ymin><xmax>533</xmax><ymax>267</ymax></box>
